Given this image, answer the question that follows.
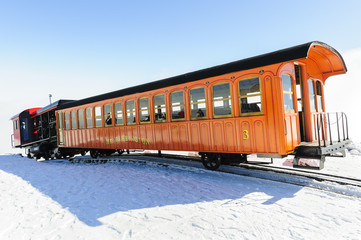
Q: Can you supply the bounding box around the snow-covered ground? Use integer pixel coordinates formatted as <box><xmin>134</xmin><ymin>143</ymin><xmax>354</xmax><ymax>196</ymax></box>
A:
<box><xmin>1</xmin><ymin>146</ymin><xmax>361</xmax><ymax>239</ymax></box>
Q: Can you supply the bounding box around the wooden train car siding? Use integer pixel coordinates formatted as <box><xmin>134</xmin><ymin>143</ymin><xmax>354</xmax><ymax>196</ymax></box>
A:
<box><xmin>55</xmin><ymin>42</ymin><xmax>347</xmax><ymax>159</ymax></box>
<box><xmin>58</xmin><ymin>66</ymin><xmax>284</xmax><ymax>155</ymax></box>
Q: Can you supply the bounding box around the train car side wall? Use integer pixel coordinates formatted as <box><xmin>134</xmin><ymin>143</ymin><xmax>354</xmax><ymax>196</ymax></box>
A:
<box><xmin>56</xmin><ymin>63</ymin><xmax>294</xmax><ymax>156</ymax></box>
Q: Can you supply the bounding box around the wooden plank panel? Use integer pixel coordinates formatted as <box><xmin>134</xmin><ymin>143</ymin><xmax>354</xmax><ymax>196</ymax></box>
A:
<box><xmin>254</xmin><ymin>120</ymin><xmax>265</xmax><ymax>153</ymax></box>
<box><xmin>190</xmin><ymin>123</ymin><xmax>200</xmax><ymax>151</ymax></box>
<box><xmin>200</xmin><ymin>123</ymin><xmax>210</xmax><ymax>151</ymax></box>
<box><xmin>213</xmin><ymin>122</ymin><xmax>224</xmax><ymax>151</ymax></box>
<box><xmin>170</xmin><ymin>125</ymin><xmax>180</xmax><ymax>150</ymax></box>
<box><xmin>225</xmin><ymin>121</ymin><xmax>235</xmax><ymax>152</ymax></box>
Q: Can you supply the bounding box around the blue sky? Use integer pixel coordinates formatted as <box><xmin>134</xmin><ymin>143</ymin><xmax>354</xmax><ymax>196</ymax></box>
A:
<box><xmin>1</xmin><ymin>0</ymin><xmax>361</xmax><ymax>153</ymax></box>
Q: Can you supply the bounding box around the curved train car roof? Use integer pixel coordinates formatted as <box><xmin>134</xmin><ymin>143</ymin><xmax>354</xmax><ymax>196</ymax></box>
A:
<box><xmin>58</xmin><ymin>41</ymin><xmax>346</xmax><ymax>110</ymax></box>
<box><xmin>11</xmin><ymin>100</ymin><xmax>74</xmax><ymax>120</ymax></box>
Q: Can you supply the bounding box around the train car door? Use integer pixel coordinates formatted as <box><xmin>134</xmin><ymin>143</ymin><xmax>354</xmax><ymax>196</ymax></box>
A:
<box><xmin>19</xmin><ymin>112</ymin><xmax>31</xmax><ymax>144</ymax></box>
<box><xmin>294</xmin><ymin>64</ymin><xmax>307</xmax><ymax>142</ymax></box>
<box><xmin>281</xmin><ymin>70</ymin><xmax>300</xmax><ymax>153</ymax></box>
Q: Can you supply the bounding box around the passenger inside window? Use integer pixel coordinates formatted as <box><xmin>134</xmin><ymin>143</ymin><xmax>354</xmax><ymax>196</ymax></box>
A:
<box><xmin>154</xmin><ymin>95</ymin><xmax>166</xmax><ymax>122</ymax></box>
<box><xmin>104</xmin><ymin>105</ymin><xmax>112</xmax><ymax>126</ymax></box>
<box><xmin>239</xmin><ymin>77</ymin><xmax>262</xmax><ymax>115</ymax></box>
<box><xmin>190</xmin><ymin>87</ymin><xmax>207</xmax><ymax>119</ymax></box>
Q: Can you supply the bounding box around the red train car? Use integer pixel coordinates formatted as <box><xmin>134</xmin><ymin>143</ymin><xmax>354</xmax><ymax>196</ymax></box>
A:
<box><xmin>11</xmin><ymin>100</ymin><xmax>73</xmax><ymax>159</ymax></box>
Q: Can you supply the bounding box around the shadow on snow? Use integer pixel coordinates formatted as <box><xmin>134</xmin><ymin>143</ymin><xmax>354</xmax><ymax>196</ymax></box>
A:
<box><xmin>0</xmin><ymin>155</ymin><xmax>301</xmax><ymax>227</ymax></box>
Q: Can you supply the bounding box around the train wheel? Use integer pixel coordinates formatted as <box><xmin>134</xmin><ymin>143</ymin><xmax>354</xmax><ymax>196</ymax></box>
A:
<box><xmin>81</xmin><ymin>150</ymin><xmax>87</xmax><ymax>156</ymax></box>
<box><xmin>117</xmin><ymin>149</ymin><xmax>124</xmax><ymax>155</ymax></box>
<box><xmin>90</xmin><ymin>150</ymin><xmax>99</xmax><ymax>158</ymax></box>
<box><xmin>201</xmin><ymin>153</ymin><xmax>221</xmax><ymax>170</ymax></box>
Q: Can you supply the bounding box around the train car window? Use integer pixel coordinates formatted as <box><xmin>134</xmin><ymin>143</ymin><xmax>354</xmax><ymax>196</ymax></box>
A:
<box><xmin>190</xmin><ymin>87</ymin><xmax>207</xmax><ymax>119</ymax></box>
<box><xmin>316</xmin><ymin>81</ymin><xmax>324</xmax><ymax>112</ymax></box>
<box><xmin>114</xmin><ymin>102</ymin><xmax>124</xmax><ymax>125</ymax></box>
<box><xmin>238</xmin><ymin>77</ymin><xmax>262</xmax><ymax>115</ymax></box>
<box><xmin>65</xmin><ymin>112</ymin><xmax>70</xmax><ymax>130</ymax></box>
<box><xmin>171</xmin><ymin>91</ymin><xmax>185</xmax><ymax>121</ymax></box>
<box><xmin>139</xmin><ymin>98</ymin><xmax>151</xmax><ymax>123</ymax></box>
<box><xmin>154</xmin><ymin>94</ymin><xmax>166</xmax><ymax>122</ymax></box>
<box><xmin>78</xmin><ymin>109</ymin><xmax>84</xmax><ymax>129</ymax></box>
<box><xmin>212</xmin><ymin>82</ymin><xmax>232</xmax><ymax>118</ymax></box>
<box><xmin>126</xmin><ymin>100</ymin><xmax>136</xmax><ymax>125</ymax></box>
<box><xmin>58</xmin><ymin>112</ymin><xmax>64</xmax><ymax>144</ymax></box>
<box><xmin>71</xmin><ymin>111</ymin><xmax>77</xmax><ymax>129</ymax></box>
<box><xmin>308</xmin><ymin>80</ymin><xmax>316</xmax><ymax>112</ymax></box>
<box><xmin>95</xmin><ymin>106</ymin><xmax>102</xmax><ymax>127</ymax></box>
<box><xmin>13</xmin><ymin>119</ymin><xmax>19</xmax><ymax>130</ymax></box>
<box><xmin>86</xmin><ymin>108</ymin><xmax>93</xmax><ymax>128</ymax></box>
<box><xmin>104</xmin><ymin>104</ymin><xmax>112</xmax><ymax>126</ymax></box>
<box><xmin>282</xmin><ymin>75</ymin><xmax>295</xmax><ymax>113</ymax></box>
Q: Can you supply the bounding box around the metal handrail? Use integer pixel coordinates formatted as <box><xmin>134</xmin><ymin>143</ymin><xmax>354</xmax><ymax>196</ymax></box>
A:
<box><xmin>316</xmin><ymin>112</ymin><xmax>349</xmax><ymax>148</ymax></box>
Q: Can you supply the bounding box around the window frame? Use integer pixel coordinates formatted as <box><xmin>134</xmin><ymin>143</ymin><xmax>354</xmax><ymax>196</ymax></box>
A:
<box><xmin>64</xmin><ymin>112</ymin><xmax>70</xmax><ymax>130</ymax></box>
<box><xmin>308</xmin><ymin>79</ymin><xmax>317</xmax><ymax>113</ymax></box>
<box><xmin>78</xmin><ymin>109</ymin><xmax>85</xmax><ymax>129</ymax></box>
<box><xmin>94</xmin><ymin>106</ymin><xmax>102</xmax><ymax>128</ymax></box>
<box><xmin>282</xmin><ymin>74</ymin><xmax>296</xmax><ymax>114</ymax></box>
<box><xmin>86</xmin><ymin>108</ymin><xmax>93</xmax><ymax>128</ymax></box>
<box><xmin>58</xmin><ymin>112</ymin><xmax>64</xmax><ymax>144</ymax></box>
<box><xmin>103</xmin><ymin>104</ymin><xmax>113</xmax><ymax>127</ymax></box>
<box><xmin>114</xmin><ymin>102</ymin><xmax>124</xmax><ymax>126</ymax></box>
<box><xmin>126</xmin><ymin>100</ymin><xmax>136</xmax><ymax>125</ymax></box>
<box><xmin>154</xmin><ymin>94</ymin><xmax>167</xmax><ymax>123</ymax></box>
<box><xmin>189</xmin><ymin>86</ymin><xmax>208</xmax><ymax>120</ymax></box>
<box><xmin>212</xmin><ymin>81</ymin><xmax>233</xmax><ymax>118</ymax></box>
<box><xmin>316</xmin><ymin>80</ymin><xmax>324</xmax><ymax>112</ymax></box>
<box><xmin>170</xmin><ymin>90</ymin><xmax>185</xmax><ymax>121</ymax></box>
<box><xmin>13</xmin><ymin>119</ymin><xmax>19</xmax><ymax>131</ymax></box>
<box><xmin>238</xmin><ymin>76</ymin><xmax>263</xmax><ymax>116</ymax></box>
<box><xmin>139</xmin><ymin>97</ymin><xmax>151</xmax><ymax>124</ymax></box>
<box><xmin>71</xmin><ymin>111</ymin><xmax>77</xmax><ymax>129</ymax></box>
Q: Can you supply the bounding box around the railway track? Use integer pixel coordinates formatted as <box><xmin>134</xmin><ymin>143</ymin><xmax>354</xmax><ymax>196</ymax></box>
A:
<box><xmin>57</xmin><ymin>152</ymin><xmax>361</xmax><ymax>198</ymax></box>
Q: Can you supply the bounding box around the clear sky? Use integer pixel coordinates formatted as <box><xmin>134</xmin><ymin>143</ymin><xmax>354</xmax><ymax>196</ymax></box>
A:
<box><xmin>1</xmin><ymin>0</ymin><xmax>361</xmax><ymax>153</ymax></box>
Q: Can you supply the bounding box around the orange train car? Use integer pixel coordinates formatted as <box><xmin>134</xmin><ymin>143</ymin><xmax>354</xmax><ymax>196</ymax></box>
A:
<box><xmin>55</xmin><ymin>41</ymin><xmax>350</xmax><ymax>169</ymax></box>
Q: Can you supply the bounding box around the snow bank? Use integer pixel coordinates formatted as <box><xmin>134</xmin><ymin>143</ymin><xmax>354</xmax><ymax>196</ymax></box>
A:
<box><xmin>1</xmin><ymin>155</ymin><xmax>361</xmax><ymax>239</ymax></box>
<box><xmin>347</xmin><ymin>142</ymin><xmax>361</xmax><ymax>155</ymax></box>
